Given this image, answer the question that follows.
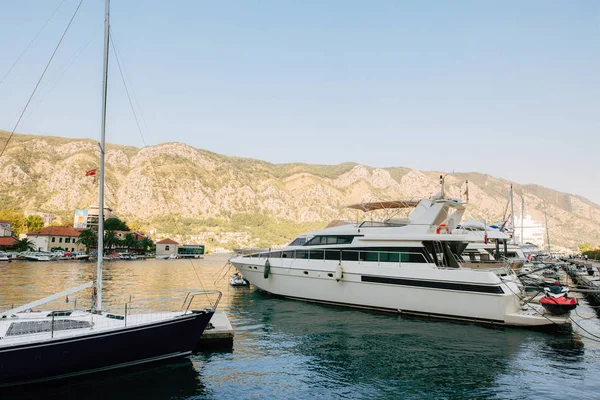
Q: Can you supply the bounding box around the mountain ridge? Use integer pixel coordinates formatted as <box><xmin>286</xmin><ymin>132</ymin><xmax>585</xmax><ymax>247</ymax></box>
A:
<box><xmin>1</xmin><ymin>130</ymin><xmax>598</xmax><ymax>250</ymax></box>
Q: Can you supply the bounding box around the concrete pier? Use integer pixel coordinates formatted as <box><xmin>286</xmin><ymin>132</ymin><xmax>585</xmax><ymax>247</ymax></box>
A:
<box><xmin>196</xmin><ymin>310</ymin><xmax>234</xmax><ymax>351</ymax></box>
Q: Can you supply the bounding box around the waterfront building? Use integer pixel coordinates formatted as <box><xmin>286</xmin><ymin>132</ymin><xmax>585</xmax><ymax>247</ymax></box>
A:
<box><xmin>26</xmin><ymin>226</ymin><xmax>86</xmax><ymax>252</ymax></box>
<box><xmin>111</xmin><ymin>231</ymin><xmax>146</xmax><ymax>253</ymax></box>
<box><xmin>178</xmin><ymin>244</ymin><xmax>205</xmax><ymax>258</ymax></box>
<box><xmin>73</xmin><ymin>205</ymin><xmax>117</xmax><ymax>231</ymax></box>
<box><xmin>513</xmin><ymin>215</ymin><xmax>545</xmax><ymax>248</ymax></box>
<box><xmin>156</xmin><ymin>238</ymin><xmax>179</xmax><ymax>257</ymax></box>
<box><xmin>113</xmin><ymin>230</ymin><xmax>144</xmax><ymax>242</ymax></box>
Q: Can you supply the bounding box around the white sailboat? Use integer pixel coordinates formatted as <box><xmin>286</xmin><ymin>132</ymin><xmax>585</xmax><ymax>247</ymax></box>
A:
<box><xmin>0</xmin><ymin>0</ymin><xmax>218</xmax><ymax>387</ymax></box>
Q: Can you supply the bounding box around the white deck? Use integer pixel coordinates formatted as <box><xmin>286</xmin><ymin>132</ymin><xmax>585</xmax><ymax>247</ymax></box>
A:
<box><xmin>0</xmin><ymin>310</ymin><xmax>197</xmax><ymax>348</ymax></box>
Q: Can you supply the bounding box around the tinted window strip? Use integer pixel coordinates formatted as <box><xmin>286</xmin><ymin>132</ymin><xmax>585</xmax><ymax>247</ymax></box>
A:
<box><xmin>361</xmin><ymin>275</ymin><xmax>505</xmax><ymax>294</ymax></box>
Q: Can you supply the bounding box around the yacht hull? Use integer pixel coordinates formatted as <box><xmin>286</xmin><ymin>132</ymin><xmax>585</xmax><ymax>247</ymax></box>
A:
<box><xmin>0</xmin><ymin>310</ymin><xmax>214</xmax><ymax>387</ymax></box>
<box><xmin>231</xmin><ymin>257</ymin><xmax>567</xmax><ymax>327</ymax></box>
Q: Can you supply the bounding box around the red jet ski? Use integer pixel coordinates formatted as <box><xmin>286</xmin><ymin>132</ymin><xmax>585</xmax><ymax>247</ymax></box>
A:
<box><xmin>539</xmin><ymin>283</ymin><xmax>578</xmax><ymax>315</ymax></box>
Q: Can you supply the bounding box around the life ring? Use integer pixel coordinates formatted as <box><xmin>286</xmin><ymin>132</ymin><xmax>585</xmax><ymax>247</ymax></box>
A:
<box><xmin>436</xmin><ymin>223</ymin><xmax>449</xmax><ymax>234</ymax></box>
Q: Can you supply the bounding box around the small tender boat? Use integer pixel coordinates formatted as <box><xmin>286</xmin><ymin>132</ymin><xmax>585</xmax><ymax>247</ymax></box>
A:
<box><xmin>73</xmin><ymin>252</ymin><xmax>90</xmax><ymax>261</ymax></box>
<box><xmin>24</xmin><ymin>252</ymin><xmax>51</xmax><ymax>262</ymax></box>
<box><xmin>0</xmin><ymin>251</ymin><xmax>10</xmax><ymax>262</ymax></box>
<box><xmin>539</xmin><ymin>285</ymin><xmax>578</xmax><ymax>315</ymax></box>
<box><xmin>229</xmin><ymin>273</ymin><xmax>249</xmax><ymax>287</ymax></box>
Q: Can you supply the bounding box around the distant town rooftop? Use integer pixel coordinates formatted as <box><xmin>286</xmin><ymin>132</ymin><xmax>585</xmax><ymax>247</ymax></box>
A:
<box><xmin>0</xmin><ymin>237</ymin><xmax>18</xmax><ymax>246</ymax></box>
<box><xmin>157</xmin><ymin>238</ymin><xmax>179</xmax><ymax>245</ymax></box>
<box><xmin>27</xmin><ymin>227</ymin><xmax>86</xmax><ymax>237</ymax></box>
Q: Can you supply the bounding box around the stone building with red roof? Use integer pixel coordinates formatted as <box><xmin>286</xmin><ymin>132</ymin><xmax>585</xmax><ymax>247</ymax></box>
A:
<box><xmin>26</xmin><ymin>226</ymin><xmax>86</xmax><ymax>252</ymax></box>
<box><xmin>156</xmin><ymin>238</ymin><xmax>179</xmax><ymax>257</ymax></box>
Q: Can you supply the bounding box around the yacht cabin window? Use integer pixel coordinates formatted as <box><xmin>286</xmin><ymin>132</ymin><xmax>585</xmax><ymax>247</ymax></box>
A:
<box><xmin>289</xmin><ymin>237</ymin><xmax>308</xmax><ymax>246</ymax></box>
<box><xmin>304</xmin><ymin>236</ymin><xmax>356</xmax><ymax>246</ymax></box>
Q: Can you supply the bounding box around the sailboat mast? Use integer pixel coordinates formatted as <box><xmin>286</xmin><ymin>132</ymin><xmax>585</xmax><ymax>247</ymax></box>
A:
<box><xmin>544</xmin><ymin>208</ymin><xmax>551</xmax><ymax>255</ymax></box>
<box><xmin>520</xmin><ymin>196</ymin><xmax>524</xmax><ymax>245</ymax></box>
<box><xmin>510</xmin><ymin>184</ymin><xmax>515</xmax><ymax>244</ymax></box>
<box><xmin>96</xmin><ymin>0</ymin><xmax>110</xmax><ymax>312</ymax></box>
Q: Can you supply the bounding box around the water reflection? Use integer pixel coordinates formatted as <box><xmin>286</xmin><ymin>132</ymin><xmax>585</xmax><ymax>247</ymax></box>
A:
<box><xmin>3</xmin><ymin>359</ymin><xmax>207</xmax><ymax>400</ymax></box>
<box><xmin>3</xmin><ymin>256</ymin><xmax>600</xmax><ymax>399</ymax></box>
<box><xmin>223</xmin><ymin>290</ymin><xmax>537</xmax><ymax>398</ymax></box>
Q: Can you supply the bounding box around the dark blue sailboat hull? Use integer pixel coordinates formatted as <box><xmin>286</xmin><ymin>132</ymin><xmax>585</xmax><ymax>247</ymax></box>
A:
<box><xmin>0</xmin><ymin>310</ymin><xmax>214</xmax><ymax>387</ymax></box>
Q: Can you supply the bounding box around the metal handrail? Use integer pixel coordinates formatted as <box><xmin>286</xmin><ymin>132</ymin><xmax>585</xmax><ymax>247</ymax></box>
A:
<box><xmin>181</xmin><ymin>290</ymin><xmax>222</xmax><ymax>313</ymax></box>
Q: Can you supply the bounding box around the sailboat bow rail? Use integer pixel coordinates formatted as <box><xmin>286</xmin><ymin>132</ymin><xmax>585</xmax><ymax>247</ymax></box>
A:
<box><xmin>181</xmin><ymin>290</ymin><xmax>222</xmax><ymax>313</ymax></box>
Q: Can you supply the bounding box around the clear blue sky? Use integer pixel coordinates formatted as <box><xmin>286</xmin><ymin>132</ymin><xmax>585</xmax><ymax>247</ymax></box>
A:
<box><xmin>1</xmin><ymin>1</ymin><xmax>599</xmax><ymax>204</ymax></box>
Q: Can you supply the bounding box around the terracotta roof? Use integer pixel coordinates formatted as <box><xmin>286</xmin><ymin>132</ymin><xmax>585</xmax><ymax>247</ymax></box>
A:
<box><xmin>0</xmin><ymin>220</ymin><xmax>11</xmax><ymax>224</ymax></box>
<box><xmin>0</xmin><ymin>237</ymin><xmax>18</xmax><ymax>246</ymax></box>
<box><xmin>27</xmin><ymin>227</ymin><xmax>86</xmax><ymax>237</ymax></box>
<box><xmin>157</xmin><ymin>238</ymin><xmax>179</xmax><ymax>245</ymax></box>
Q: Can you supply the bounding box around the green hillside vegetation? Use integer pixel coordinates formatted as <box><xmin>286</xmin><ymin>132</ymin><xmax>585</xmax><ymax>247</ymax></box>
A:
<box><xmin>152</xmin><ymin>213</ymin><xmax>323</xmax><ymax>249</ymax></box>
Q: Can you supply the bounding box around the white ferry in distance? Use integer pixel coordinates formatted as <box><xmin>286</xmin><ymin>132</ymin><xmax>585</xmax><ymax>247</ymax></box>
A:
<box><xmin>230</xmin><ymin>195</ymin><xmax>571</xmax><ymax>327</ymax></box>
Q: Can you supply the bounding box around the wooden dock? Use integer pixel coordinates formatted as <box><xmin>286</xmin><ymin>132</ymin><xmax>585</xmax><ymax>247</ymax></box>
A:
<box><xmin>565</xmin><ymin>261</ymin><xmax>600</xmax><ymax>304</ymax></box>
<box><xmin>196</xmin><ymin>310</ymin><xmax>234</xmax><ymax>351</ymax></box>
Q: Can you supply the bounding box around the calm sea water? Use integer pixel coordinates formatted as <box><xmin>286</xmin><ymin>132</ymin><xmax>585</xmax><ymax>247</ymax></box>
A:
<box><xmin>2</xmin><ymin>254</ymin><xmax>600</xmax><ymax>399</ymax></box>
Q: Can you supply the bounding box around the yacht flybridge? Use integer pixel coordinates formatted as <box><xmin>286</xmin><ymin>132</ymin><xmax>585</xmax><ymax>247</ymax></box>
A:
<box><xmin>230</xmin><ymin>196</ymin><xmax>571</xmax><ymax>327</ymax></box>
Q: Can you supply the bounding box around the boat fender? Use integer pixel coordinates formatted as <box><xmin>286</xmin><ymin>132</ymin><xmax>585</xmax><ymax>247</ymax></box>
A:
<box><xmin>335</xmin><ymin>263</ymin><xmax>343</xmax><ymax>282</ymax></box>
<box><xmin>435</xmin><ymin>223</ymin><xmax>449</xmax><ymax>234</ymax></box>
<box><xmin>264</xmin><ymin>259</ymin><xmax>271</xmax><ymax>279</ymax></box>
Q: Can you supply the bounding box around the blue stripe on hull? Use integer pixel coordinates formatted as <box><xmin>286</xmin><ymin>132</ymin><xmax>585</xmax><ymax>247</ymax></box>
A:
<box><xmin>0</xmin><ymin>311</ymin><xmax>214</xmax><ymax>387</ymax></box>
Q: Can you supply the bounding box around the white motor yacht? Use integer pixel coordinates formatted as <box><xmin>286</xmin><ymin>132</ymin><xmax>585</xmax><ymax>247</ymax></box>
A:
<box><xmin>230</xmin><ymin>196</ymin><xmax>571</xmax><ymax>327</ymax></box>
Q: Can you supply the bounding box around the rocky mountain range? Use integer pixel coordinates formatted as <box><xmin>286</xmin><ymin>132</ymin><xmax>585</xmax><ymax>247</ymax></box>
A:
<box><xmin>1</xmin><ymin>130</ymin><xmax>598</xmax><ymax>251</ymax></box>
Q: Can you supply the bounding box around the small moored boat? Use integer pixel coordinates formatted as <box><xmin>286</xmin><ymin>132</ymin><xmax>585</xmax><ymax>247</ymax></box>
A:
<box><xmin>229</xmin><ymin>273</ymin><xmax>249</xmax><ymax>287</ymax></box>
<box><xmin>539</xmin><ymin>284</ymin><xmax>578</xmax><ymax>315</ymax></box>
